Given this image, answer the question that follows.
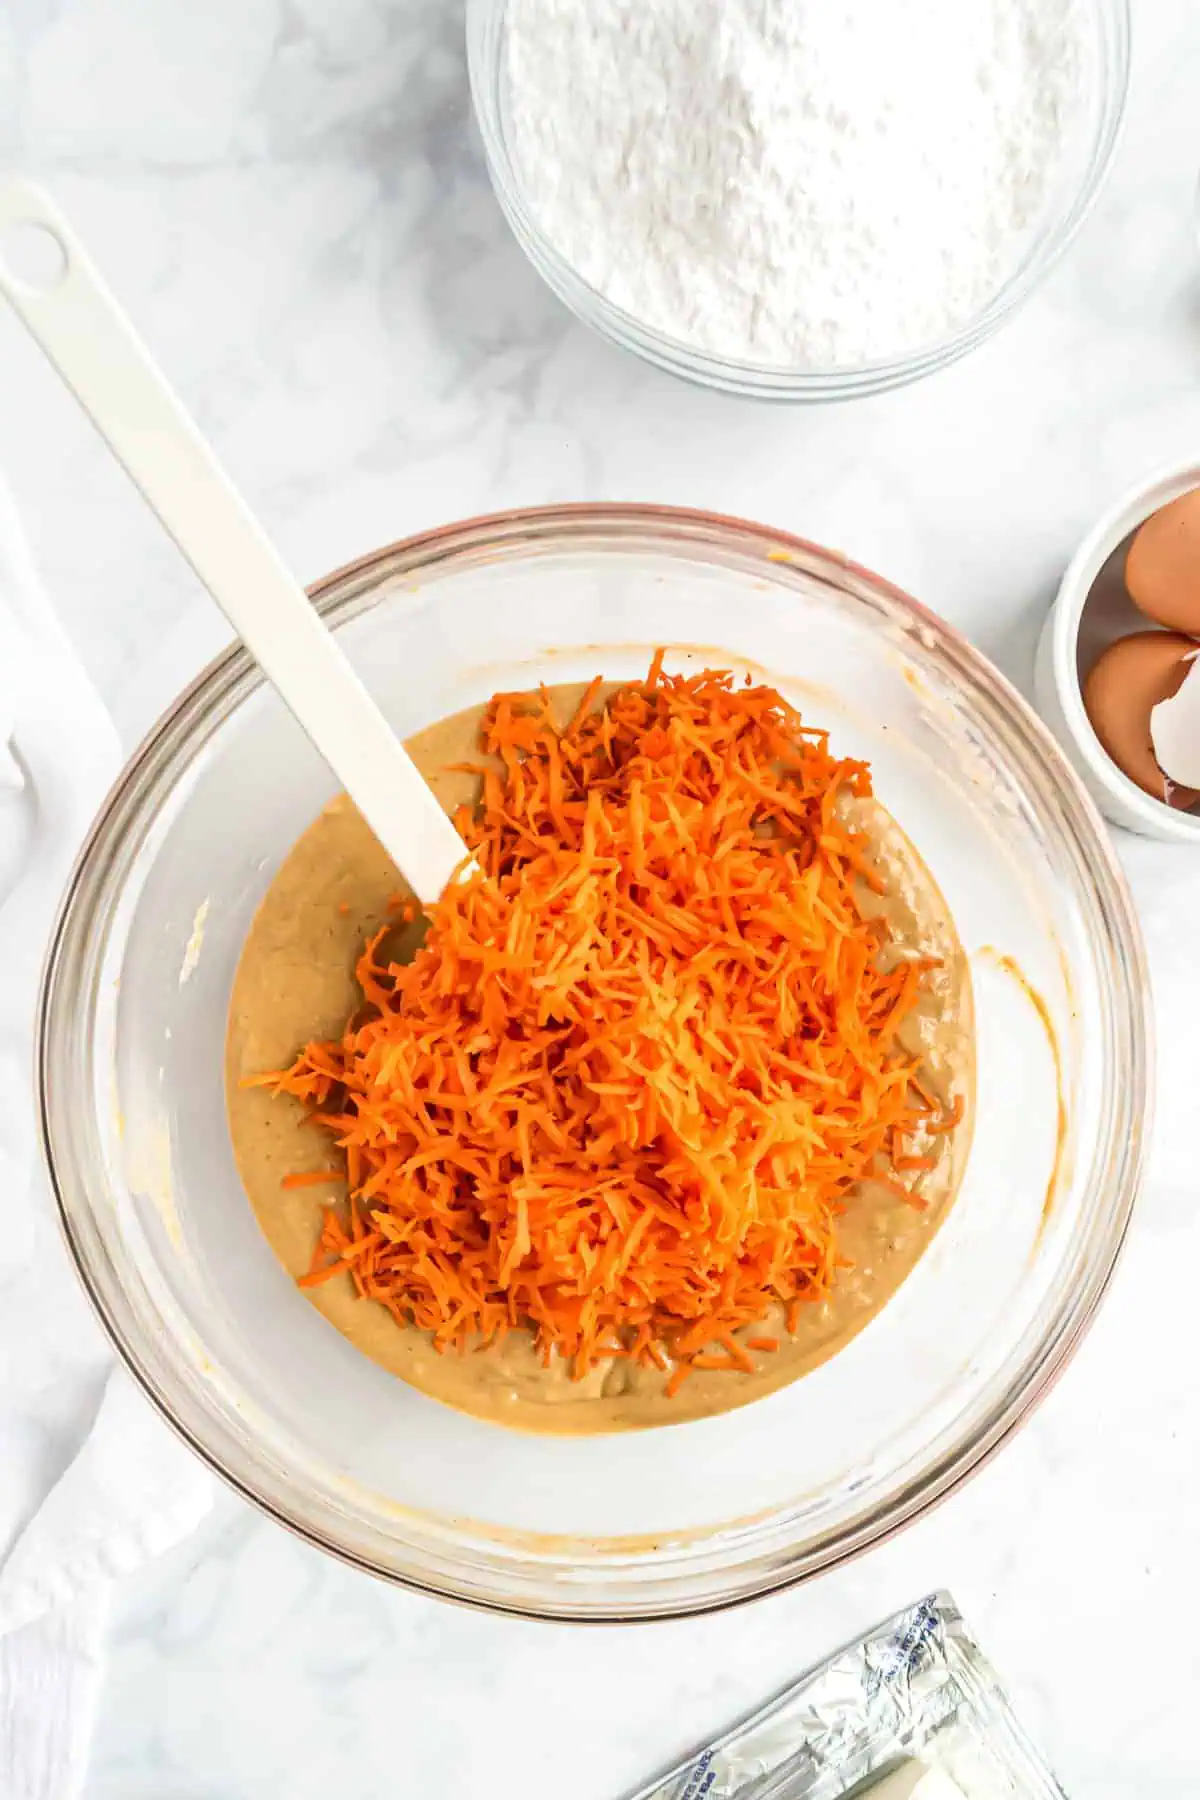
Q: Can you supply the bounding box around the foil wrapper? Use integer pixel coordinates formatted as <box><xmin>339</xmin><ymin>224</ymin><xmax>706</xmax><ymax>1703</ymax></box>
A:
<box><xmin>628</xmin><ymin>1594</ymin><xmax>1065</xmax><ymax>1800</ymax></box>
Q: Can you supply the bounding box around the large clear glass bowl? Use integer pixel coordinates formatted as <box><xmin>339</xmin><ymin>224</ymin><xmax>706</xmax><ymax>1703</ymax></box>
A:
<box><xmin>38</xmin><ymin>506</ymin><xmax>1149</xmax><ymax>1619</ymax></box>
<box><xmin>466</xmin><ymin>0</ymin><xmax>1130</xmax><ymax>401</ymax></box>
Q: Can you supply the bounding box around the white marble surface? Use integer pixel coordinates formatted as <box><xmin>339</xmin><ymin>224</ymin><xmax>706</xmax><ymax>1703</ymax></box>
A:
<box><xmin>3</xmin><ymin>1</ymin><xmax>1200</xmax><ymax>1795</ymax></box>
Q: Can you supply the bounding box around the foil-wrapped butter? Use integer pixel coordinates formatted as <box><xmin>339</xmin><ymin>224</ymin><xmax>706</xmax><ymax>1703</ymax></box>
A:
<box><xmin>853</xmin><ymin>1763</ymin><xmax>966</xmax><ymax>1799</ymax></box>
<box><xmin>627</xmin><ymin>1594</ymin><xmax>1064</xmax><ymax>1800</ymax></box>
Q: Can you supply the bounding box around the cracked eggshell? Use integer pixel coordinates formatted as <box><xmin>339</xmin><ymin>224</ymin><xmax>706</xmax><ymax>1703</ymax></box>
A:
<box><xmin>1150</xmin><ymin>648</ymin><xmax>1200</xmax><ymax>792</ymax></box>
<box><xmin>1082</xmin><ymin>630</ymin><xmax>1200</xmax><ymax>810</ymax></box>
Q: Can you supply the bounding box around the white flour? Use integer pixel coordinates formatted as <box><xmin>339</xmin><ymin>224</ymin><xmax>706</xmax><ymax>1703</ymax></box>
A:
<box><xmin>505</xmin><ymin>0</ymin><xmax>1084</xmax><ymax>369</ymax></box>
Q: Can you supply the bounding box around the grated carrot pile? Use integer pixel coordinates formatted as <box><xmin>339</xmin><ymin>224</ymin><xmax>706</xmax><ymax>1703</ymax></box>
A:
<box><xmin>252</xmin><ymin>660</ymin><xmax>957</xmax><ymax>1390</ymax></box>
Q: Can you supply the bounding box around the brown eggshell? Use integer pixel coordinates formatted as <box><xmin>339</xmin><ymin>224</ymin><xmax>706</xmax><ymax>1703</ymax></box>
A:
<box><xmin>1125</xmin><ymin>488</ymin><xmax>1200</xmax><ymax>634</ymax></box>
<box><xmin>1082</xmin><ymin>630</ymin><xmax>1200</xmax><ymax>808</ymax></box>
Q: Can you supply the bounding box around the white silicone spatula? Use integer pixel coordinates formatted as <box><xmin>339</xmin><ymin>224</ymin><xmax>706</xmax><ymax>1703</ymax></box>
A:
<box><xmin>0</xmin><ymin>178</ymin><xmax>469</xmax><ymax>906</ymax></box>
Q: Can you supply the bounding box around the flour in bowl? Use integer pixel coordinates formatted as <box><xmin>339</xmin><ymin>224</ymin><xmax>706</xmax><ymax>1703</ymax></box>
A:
<box><xmin>505</xmin><ymin>0</ymin><xmax>1085</xmax><ymax>369</ymax></box>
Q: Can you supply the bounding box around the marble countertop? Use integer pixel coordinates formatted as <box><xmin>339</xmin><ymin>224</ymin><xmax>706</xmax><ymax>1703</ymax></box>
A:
<box><xmin>2</xmin><ymin>1</ymin><xmax>1200</xmax><ymax>1795</ymax></box>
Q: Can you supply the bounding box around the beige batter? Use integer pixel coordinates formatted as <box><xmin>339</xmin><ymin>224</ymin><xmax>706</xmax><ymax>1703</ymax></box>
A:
<box><xmin>226</xmin><ymin>684</ymin><xmax>974</xmax><ymax>1432</ymax></box>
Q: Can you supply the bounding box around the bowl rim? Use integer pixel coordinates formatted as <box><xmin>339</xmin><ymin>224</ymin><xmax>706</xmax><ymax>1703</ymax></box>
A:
<box><xmin>465</xmin><ymin>0</ymin><xmax>1132</xmax><ymax>399</ymax></box>
<box><xmin>1050</xmin><ymin>457</ymin><xmax>1200</xmax><ymax>843</ymax></box>
<box><xmin>36</xmin><ymin>502</ymin><xmax>1152</xmax><ymax>1619</ymax></box>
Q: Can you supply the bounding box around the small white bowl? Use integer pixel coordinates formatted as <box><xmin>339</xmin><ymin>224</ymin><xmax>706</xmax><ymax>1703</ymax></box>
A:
<box><xmin>1035</xmin><ymin>460</ymin><xmax>1200</xmax><ymax>842</ymax></box>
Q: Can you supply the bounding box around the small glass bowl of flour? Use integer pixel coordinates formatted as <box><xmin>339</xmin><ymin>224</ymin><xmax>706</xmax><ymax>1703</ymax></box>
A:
<box><xmin>467</xmin><ymin>0</ymin><xmax>1128</xmax><ymax>400</ymax></box>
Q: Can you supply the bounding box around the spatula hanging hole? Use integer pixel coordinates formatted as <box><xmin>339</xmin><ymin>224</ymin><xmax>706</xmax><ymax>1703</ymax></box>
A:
<box><xmin>0</xmin><ymin>219</ymin><xmax>68</xmax><ymax>293</ymax></box>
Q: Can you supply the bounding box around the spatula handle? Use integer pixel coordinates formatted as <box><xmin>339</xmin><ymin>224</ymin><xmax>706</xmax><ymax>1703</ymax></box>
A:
<box><xmin>0</xmin><ymin>179</ymin><xmax>466</xmax><ymax>904</ymax></box>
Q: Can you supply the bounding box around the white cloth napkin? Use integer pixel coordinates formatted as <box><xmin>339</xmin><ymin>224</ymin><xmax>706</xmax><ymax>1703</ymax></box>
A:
<box><xmin>0</xmin><ymin>478</ymin><xmax>212</xmax><ymax>1800</ymax></box>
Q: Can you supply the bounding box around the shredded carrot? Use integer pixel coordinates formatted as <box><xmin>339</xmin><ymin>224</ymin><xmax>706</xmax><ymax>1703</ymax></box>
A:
<box><xmin>298</xmin><ymin>1260</ymin><xmax>349</xmax><ymax>1288</ymax></box>
<box><xmin>717</xmin><ymin>1328</ymin><xmax>756</xmax><ymax>1373</ymax></box>
<box><xmin>257</xmin><ymin>663</ymin><xmax>959</xmax><ymax>1391</ymax></box>
<box><xmin>892</xmin><ymin>1154</ymin><xmax>936</xmax><ymax>1173</ymax></box>
<box><xmin>281</xmin><ymin>1169</ymin><xmax>345</xmax><ymax>1190</ymax></box>
<box><xmin>664</xmin><ymin>1361</ymin><xmax>694</xmax><ymax>1398</ymax></box>
<box><xmin>871</xmin><ymin>1173</ymin><xmax>927</xmax><ymax>1208</ymax></box>
<box><xmin>924</xmin><ymin>1092</ymin><xmax>964</xmax><ymax>1135</ymax></box>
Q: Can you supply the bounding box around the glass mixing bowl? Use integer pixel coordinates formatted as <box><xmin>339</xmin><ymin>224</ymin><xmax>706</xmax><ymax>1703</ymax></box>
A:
<box><xmin>466</xmin><ymin>0</ymin><xmax>1130</xmax><ymax>401</ymax></box>
<box><xmin>38</xmin><ymin>506</ymin><xmax>1149</xmax><ymax>1619</ymax></box>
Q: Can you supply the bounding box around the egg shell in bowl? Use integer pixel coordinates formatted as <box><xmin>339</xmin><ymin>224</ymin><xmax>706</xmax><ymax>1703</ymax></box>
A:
<box><xmin>1082</xmin><ymin>630</ymin><xmax>1200</xmax><ymax>808</ymax></box>
<box><xmin>1035</xmin><ymin>459</ymin><xmax>1200</xmax><ymax>841</ymax></box>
